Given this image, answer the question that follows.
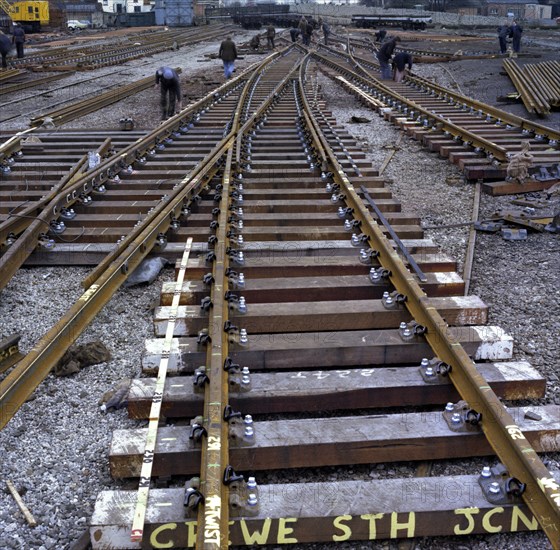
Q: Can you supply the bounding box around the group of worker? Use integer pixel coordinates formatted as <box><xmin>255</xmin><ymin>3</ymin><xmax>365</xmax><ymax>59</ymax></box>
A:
<box><xmin>152</xmin><ymin>19</ymin><xmax>528</xmax><ymax>124</ymax></box>
<box><xmin>497</xmin><ymin>20</ymin><xmax>523</xmax><ymax>54</ymax></box>
<box><xmin>0</xmin><ymin>24</ymin><xmax>26</xmax><ymax>69</ymax></box>
<box><xmin>375</xmin><ymin>35</ymin><xmax>414</xmax><ymax>82</ymax></box>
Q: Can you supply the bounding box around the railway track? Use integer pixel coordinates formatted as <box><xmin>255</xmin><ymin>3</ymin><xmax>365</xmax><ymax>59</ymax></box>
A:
<box><xmin>6</xmin><ymin>26</ymin><xmax>235</xmax><ymax>72</ymax></box>
<box><xmin>310</xmin><ymin>44</ymin><xmax>559</xmax><ymax>182</ymax></box>
<box><xmin>0</xmin><ymin>43</ymin><xmax>559</xmax><ymax>549</ymax></box>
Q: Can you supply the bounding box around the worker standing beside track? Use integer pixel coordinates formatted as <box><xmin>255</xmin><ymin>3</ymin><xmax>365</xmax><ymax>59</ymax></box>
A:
<box><xmin>155</xmin><ymin>67</ymin><xmax>182</xmax><ymax>121</ymax></box>
<box><xmin>497</xmin><ymin>24</ymin><xmax>509</xmax><ymax>54</ymax></box>
<box><xmin>12</xmin><ymin>23</ymin><xmax>25</xmax><ymax>59</ymax></box>
<box><xmin>510</xmin><ymin>20</ymin><xmax>523</xmax><ymax>55</ymax></box>
<box><xmin>219</xmin><ymin>36</ymin><xmax>238</xmax><ymax>80</ymax></box>
<box><xmin>377</xmin><ymin>36</ymin><xmax>400</xmax><ymax>80</ymax></box>
<box><xmin>322</xmin><ymin>22</ymin><xmax>331</xmax><ymax>46</ymax></box>
<box><xmin>266</xmin><ymin>23</ymin><xmax>276</xmax><ymax>49</ymax></box>
<box><xmin>298</xmin><ymin>16</ymin><xmax>307</xmax><ymax>38</ymax></box>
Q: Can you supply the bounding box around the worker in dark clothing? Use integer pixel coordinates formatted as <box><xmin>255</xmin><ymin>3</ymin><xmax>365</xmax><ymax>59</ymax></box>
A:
<box><xmin>219</xmin><ymin>36</ymin><xmax>237</xmax><ymax>79</ymax></box>
<box><xmin>303</xmin><ymin>20</ymin><xmax>313</xmax><ymax>46</ymax></box>
<box><xmin>0</xmin><ymin>31</ymin><xmax>12</xmax><ymax>68</ymax></box>
<box><xmin>392</xmin><ymin>51</ymin><xmax>413</xmax><ymax>82</ymax></box>
<box><xmin>266</xmin><ymin>23</ymin><xmax>275</xmax><ymax>49</ymax></box>
<box><xmin>322</xmin><ymin>22</ymin><xmax>331</xmax><ymax>46</ymax></box>
<box><xmin>155</xmin><ymin>67</ymin><xmax>182</xmax><ymax>121</ymax></box>
<box><xmin>510</xmin><ymin>21</ymin><xmax>523</xmax><ymax>54</ymax></box>
<box><xmin>249</xmin><ymin>34</ymin><xmax>260</xmax><ymax>51</ymax></box>
<box><xmin>298</xmin><ymin>16</ymin><xmax>307</xmax><ymax>37</ymax></box>
<box><xmin>374</xmin><ymin>29</ymin><xmax>387</xmax><ymax>43</ymax></box>
<box><xmin>12</xmin><ymin>23</ymin><xmax>25</xmax><ymax>59</ymax></box>
<box><xmin>289</xmin><ymin>27</ymin><xmax>300</xmax><ymax>43</ymax></box>
<box><xmin>497</xmin><ymin>24</ymin><xmax>509</xmax><ymax>54</ymax></box>
<box><xmin>377</xmin><ymin>36</ymin><xmax>400</xmax><ymax>80</ymax></box>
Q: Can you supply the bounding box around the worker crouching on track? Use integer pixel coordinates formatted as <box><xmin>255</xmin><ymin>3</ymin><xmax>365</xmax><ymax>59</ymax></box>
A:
<box><xmin>249</xmin><ymin>34</ymin><xmax>260</xmax><ymax>51</ymax></box>
<box><xmin>377</xmin><ymin>36</ymin><xmax>400</xmax><ymax>80</ymax></box>
<box><xmin>392</xmin><ymin>51</ymin><xmax>413</xmax><ymax>83</ymax></box>
<box><xmin>219</xmin><ymin>36</ymin><xmax>238</xmax><ymax>80</ymax></box>
<box><xmin>155</xmin><ymin>67</ymin><xmax>182</xmax><ymax>121</ymax></box>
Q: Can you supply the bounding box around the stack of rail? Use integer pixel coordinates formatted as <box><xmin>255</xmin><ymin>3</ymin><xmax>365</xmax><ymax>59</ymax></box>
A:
<box><xmin>503</xmin><ymin>59</ymin><xmax>560</xmax><ymax>116</ymax></box>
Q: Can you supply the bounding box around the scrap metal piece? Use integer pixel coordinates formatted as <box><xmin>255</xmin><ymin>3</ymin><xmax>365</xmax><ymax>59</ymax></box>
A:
<box><xmin>474</xmin><ymin>221</ymin><xmax>502</xmax><ymax>233</ymax></box>
<box><xmin>501</xmin><ymin>228</ymin><xmax>528</xmax><ymax>241</ymax></box>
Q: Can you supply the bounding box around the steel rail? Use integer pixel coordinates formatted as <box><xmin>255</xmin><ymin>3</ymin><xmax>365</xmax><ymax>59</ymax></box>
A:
<box><xmin>347</xmin><ymin>45</ymin><xmax>560</xmax><ymax>142</ymax></box>
<box><xmin>0</xmin><ymin>132</ymin><xmax>231</xmax><ymax>430</ymax></box>
<box><xmin>338</xmin><ymin>34</ymin><xmax>504</xmax><ymax>62</ymax></box>
<box><xmin>196</xmin><ymin>46</ymin><xmax>304</xmax><ymax>549</ymax></box>
<box><xmin>195</xmin><ymin>144</ymin><xmax>234</xmax><ymax>550</ymax></box>
<box><xmin>0</xmin><ymin>138</ymin><xmax>113</xmax><ymax>293</ymax></box>
<box><xmin>0</xmin><ymin>62</ymin><xmax>255</xmax><ymax>293</ymax></box>
<box><xmin>300</xmin><ymin>53</ymin><xmax>560</xmax><ymax>549</ymax></box>
<box><xmin>29</xmin><ymin>69</ymin><xmax>182</xmax><ymax>127</ymax></box>
<box><xmin>323</xmin><ymin>42</ymin><xmax>560</xmax><ymax>143</ymax></box>
<box><xmin>8</xmin><ymin>26</ymin><xmax>234</xmax><ymax>71</ymax></box>
<box><xmin>0</xmin><ymin>73</ymin><xmax>68</xmax><ymax>96</ymax></box>
<box><xmin>78</xmin><ymin>73</ymin><xmax>252</xmax><ymax>291</ymax></box>
<box><xmin>503</xmin><ymin>59</ymin><xmax>548</xmax><ymax>115</ymax></box>
<box><xmin>403</xmin><ymin>71</ymin><xmax>560</xmax><ymax>141</ymax></box>
<box><xmin>312</xmin><ymin>49</ymin><xmax>510</xmax><ymax>161</ymax></box>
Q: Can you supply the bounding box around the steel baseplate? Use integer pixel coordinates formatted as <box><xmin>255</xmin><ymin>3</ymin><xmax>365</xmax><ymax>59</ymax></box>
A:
<box><xmin>478</xmin><ymin>463</ymin><xmax>526</xmax><ymax>505</ymax></box>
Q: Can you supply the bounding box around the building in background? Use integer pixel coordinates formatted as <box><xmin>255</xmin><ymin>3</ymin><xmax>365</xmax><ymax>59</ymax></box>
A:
<box><xmin>154</xmin><ymin>0</ymin><xmax>193</xmax><ymax>26</ymax></box>
<box><xmin>483</xmin><ymin>0</ymin><xmax>552</xmax><ymax>18</ymax></box>
<box><xmin>98</xmin><ymin>0</ymin><xmax>155</xmax><ymax>13</ymax></box>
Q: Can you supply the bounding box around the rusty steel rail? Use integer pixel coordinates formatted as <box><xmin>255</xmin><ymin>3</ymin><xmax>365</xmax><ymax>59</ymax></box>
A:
<box><xmin>0</xmin><ymin>130</ymin><xmax>232</xmax><ymax>429</ymax></box>
<box><xmin>29</xmin><ymin>70</ymin><xmax>181</xmax><ymax>127</ymax></box>
<box><xmin>503</xmin><ymin>59</ymin><xmax>550</xmax><ymax>116</ymax></box>
<box><xmin>402</xmin><ymin>71</ymin><xmax>560</xmax><ymax>142</ymax></box>
<box><xmin>195</xmin><ymin>48</ymin><xmax>304</xmax><ymax>550</ymax></box>
<box><xmin>313</xmin><ymin>49</ymin><xmax>510</xmax><ymax>161</ymax></box>
<box><xmin>350</xmin><ymin>46</ymin><xmax>560</xmax><ymax>141</ymax></box>
<box><xmin>7</xmin><ymin>26</ymin><xmax>234</xmax><ymax>71</ymax></box>
<box><xmin>0</xmin><ymin>62</ymin><xmax>257</xmax><ymax>294</ymax></box>
<box><xmin>300</xmin><ymin>52</ymin><xmax>560</xmax><ymax>549</ymax></box>
<box><xmin>84</xmin><ymin>44</ymin><xmax>559</xmax><ymax>549</ymax></box>
<box><xmin>0</xmin><ymin>73</ymin><xmax>69</xmax><ymax>96</ymax></box>
<box><xmin>504</xmin><ymin>59</ymin><xmax>560</xmax><ymax>116</ymax></box>
<box><xmin>320</xmin><ymin>42</ymin><xmax>560</xmax><ymax>143</ymax></box>
<box><xmin>0</xmin><ymin>58</ymin><xmax>263</xmax><ymax>416</ymax></box>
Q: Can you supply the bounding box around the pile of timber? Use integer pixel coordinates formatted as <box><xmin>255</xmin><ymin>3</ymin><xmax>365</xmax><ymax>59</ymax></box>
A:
<box><xmin>503</xmin><ymin>59</ymin><xmax>560</xmax><ymax>116</ymax></box>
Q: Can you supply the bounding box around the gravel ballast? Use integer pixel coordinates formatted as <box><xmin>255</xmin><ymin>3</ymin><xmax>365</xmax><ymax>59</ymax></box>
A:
<box><xmin>0</xmin><ymin>26</ymin><xmax>558</xmax><ymax>550</ymax></box>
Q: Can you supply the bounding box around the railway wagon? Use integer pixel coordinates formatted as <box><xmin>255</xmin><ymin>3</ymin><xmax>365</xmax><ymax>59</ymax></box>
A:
<box><xmin>1</xmin><ymin>0</ymin><xmax>49</xmax><ymax>31</ymax></box>
<box><xmin>352</xmin><ymin>14</ymin><xmax>432</xmax><ymax>30</ymax></box>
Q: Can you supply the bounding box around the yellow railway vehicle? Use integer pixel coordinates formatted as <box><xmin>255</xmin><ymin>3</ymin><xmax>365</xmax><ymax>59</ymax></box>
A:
<box><xmin>0</xmin><ymin>0</ymin><xmax>49</xmax><ymax>32</ymax></box>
